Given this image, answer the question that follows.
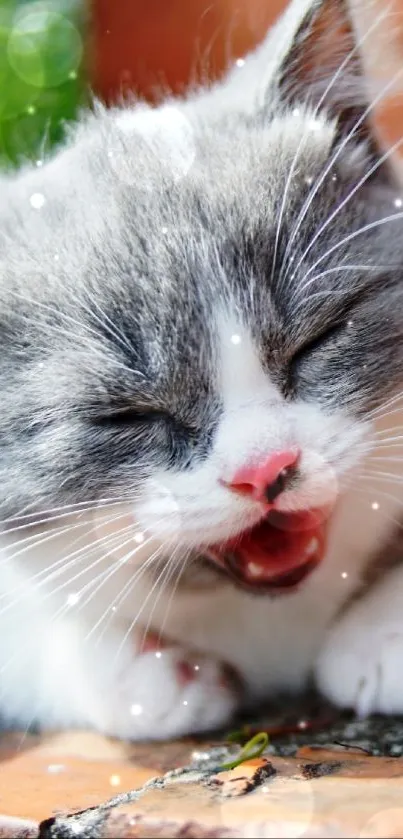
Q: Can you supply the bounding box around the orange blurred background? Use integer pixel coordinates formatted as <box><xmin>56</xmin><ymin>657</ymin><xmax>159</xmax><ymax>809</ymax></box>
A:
<box><xmin>92</xmin><ymin>0</ymin><xmax>287</xmax><ymax>103</ymax></box>
<box><xmin>91</xmin><ymin>0</ymin><xmax>403</xmax><ymax>162</ymax></box>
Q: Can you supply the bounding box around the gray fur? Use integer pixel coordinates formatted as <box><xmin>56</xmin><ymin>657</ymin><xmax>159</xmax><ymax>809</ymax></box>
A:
<box><xmin>1</xmin><ymin>0</ymin><xmax>402</xmax><ymax>522</ymax></box>
<box><xmin>1</xmin><ymin>0</ymin><xmax>403</xmax><ymax>735</ymax></box>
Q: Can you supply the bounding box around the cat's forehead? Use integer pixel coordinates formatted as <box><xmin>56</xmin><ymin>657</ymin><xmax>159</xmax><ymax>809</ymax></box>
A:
<box><xmin>98</xmin><ymin>105</ymin><xmax>340</xmax><ymax>280</ymax></box>
<box><xmin>111</xmin><ymin>105</ymin><xmax>337</xmax><ymax>202</ymax></box>
<box><xmin>4</xmin><ymin>101</ymin><xmax>387</xmax><ymax>357</ymax></box>
<box><xmin>69</xmin><ymin>105</ymin><xmax>376</xmax><ymax>339</ymax></box>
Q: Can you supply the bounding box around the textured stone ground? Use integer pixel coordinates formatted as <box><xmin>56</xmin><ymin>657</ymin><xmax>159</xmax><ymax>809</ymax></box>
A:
<box><xmin>2</xmin><ymin>709</ymin><xmax>403</xmax><ymax>838</ymax></box>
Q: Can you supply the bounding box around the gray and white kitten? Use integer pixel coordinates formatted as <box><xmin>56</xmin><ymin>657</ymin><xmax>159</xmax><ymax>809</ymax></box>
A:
<box><xmin>1</xmin><ymin>0</ymin><xmax>403</xmax><ymax>739</ymax></box>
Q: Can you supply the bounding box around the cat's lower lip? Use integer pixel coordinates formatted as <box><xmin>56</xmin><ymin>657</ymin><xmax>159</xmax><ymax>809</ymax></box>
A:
<box><xmin>224</xmin><ymin>553</ymin><xmax>321</xmax><ymax>594</ymax></box>
<box><xmin>206</xmin><ymin>509</ymin><xmax>328</xmax><ymax>595</ymax></box>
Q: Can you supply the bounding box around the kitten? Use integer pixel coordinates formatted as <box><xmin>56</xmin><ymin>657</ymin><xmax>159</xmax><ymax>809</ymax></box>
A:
<box><xmin>1</xmin><ymin>0</ymin><xmax>403</xmax><ymax>740</ymax></box>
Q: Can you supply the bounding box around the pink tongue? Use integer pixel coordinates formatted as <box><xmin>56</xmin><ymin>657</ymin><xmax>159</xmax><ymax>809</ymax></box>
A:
<box><xmin>220</xmin><ymin>513</ymin><xmax>326</xmax><ymax>583</ymax></box>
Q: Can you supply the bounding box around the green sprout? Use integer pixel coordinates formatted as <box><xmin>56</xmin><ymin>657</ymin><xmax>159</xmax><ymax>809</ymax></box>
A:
<box><xmin>219</xmin><ymin>732</ymin><xmax>269</xmax><ymax>771</ymax></box>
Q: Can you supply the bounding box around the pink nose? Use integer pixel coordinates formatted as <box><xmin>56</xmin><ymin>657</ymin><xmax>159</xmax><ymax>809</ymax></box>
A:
<box><xmin>227</xmin><ymin>449</ymin><xmax>300</xmax><ymax>504</ymax></box>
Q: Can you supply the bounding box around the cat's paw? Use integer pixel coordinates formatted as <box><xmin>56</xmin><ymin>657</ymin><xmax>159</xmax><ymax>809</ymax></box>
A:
<box><xmin>105</xmin><ymin>634</ymin><xmax>240</xmax><ymax>741</ymax></box>
<box><xmin>315</xmin><ymin>571</ymin><xmax>403</xmax><ymax>716</ymax></box>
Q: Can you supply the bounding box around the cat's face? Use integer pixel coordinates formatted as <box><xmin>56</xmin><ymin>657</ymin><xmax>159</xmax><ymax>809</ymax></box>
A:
<box><xmin>2</xmin><ymin>0</ymin><xmax>403</xmax><ymax>592</ymax></box>
<box><xmin>107</xmin><ymin>110</ymin><xmax>402</xmax><ymax>591</ymax></box>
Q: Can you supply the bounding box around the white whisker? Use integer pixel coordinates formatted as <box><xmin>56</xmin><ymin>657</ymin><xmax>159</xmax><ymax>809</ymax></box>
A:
<box><xmin>140</xmin><ymin>542</ymin><xmax>186</xmax><ymax>648</ymax></box>
<box><xmin>277</xmin><ymin>3</ymin><xmax>391</xmax><ymax>294</ymax></box>
<box><xmin>289</xmin><ymin>135</ymin><xmax>403</xmax><ymax>299</ymax></box>
<box><xmin>280</xmin><ymin>19</ymin><xmax>403</xmax><ymax>290</ymax></box>
<box><xmin>302</xmin><ymin>211</ymin><xmax>403</xmax><ymax>283</ymax></box>
<box><xmin>112</xmin><ymin>547</ymin><xmax>177</xmax><ymax>665</ymax></box>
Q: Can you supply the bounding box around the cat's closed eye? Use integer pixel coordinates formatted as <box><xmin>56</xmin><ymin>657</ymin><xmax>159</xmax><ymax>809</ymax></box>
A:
<box><xmin>291</xmin><ymin>321</ymin><xmax>347</xmax><ymax>367</ymax></box>
<box><xmin>93</xmin><ymin>406</ymin><xmax>199</xmax><ymax>448</ymax></box>
<box><xmin>284</xmin><ymin>321</ymin><xmax>349</xmax><ymax>396</ymax></box>
<box><xmin>93</xmin><ymin>407</ymin><xmax>168</xmax><ymax>427</ymax></box>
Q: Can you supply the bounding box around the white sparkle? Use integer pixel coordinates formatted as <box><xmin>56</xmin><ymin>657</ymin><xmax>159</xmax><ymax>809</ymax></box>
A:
<box><xmin>341</xmin><ymin>571</ymin><xmax>348</xmax><ymax>579</ymax></box>
<box><xmin>54</xmin><ymin>254</ymin><xmax>60</xmax><ymax>261</ymax></box>
<box><xmin>247</xmin><ymin>561</ymin><xmax>264</xmax><ymax>578</ymax></box>
<box><xmin>194</xmin><ymin>664</ymin><xmax>200</xmax><ymax>671</ymax></box>
<box><xmin>331</xmin><ymin>174</ymin><xmax>337</xmax><ymax>182</ymax></box>
<box><xmin>394</xmin><ymin>197</ymin><xmax>403</xmax><ymax>208</ymax></box>
<box><xmin>66</xmin><ymin>591</ymin><xmax>81</xmax><ymax>607</ymax></box>
<box><xmin>107</xmin><ymin>150</ymin><xmax>114</xmax><ymax>159</ymax></box>
<box><xmin>308</xmin><ymin>118</ymin><xmax>322</xmax><ymax>131</ymax></box>
<box><xmin>347</xmin><ymin>319</ymin><xmax>354</xmax><ymax>327</ymax></box>
<box><xmin>36</xmin><ymin>160</ymin><xmax>43</xmax><ymax>168</ymax></box>
<box><xmin>161</xmin><ymin>226</ymin><xmax>169</xmax><ymax>234</ymax></box>
<box><xmin>305</xmin><ymin>176</ymin><xmax>313</xmax><ymax>186</ymax></box>
<box><xmin>183</xmin><ymin>700</ymin><xmax>188</xmax><ymax>706</ymax></box>
<box><xmin>305</xmin><ymin>537</ymin><xmax>319</xmax><ymax>558</ymax></box>
<box><xmin>30</xmin><ymin>192</ymin><xmax>46</xmax><ymax>210</ymax></box>
<box><xmin>155</xmin><ymin>651</ymin><xmax>162</xmax><ymax>659</ymax></box>
<box><xmin>111</xmin><ymin>606</ymin><xmax>117</xmax><ymax>613</ymax></box>
<box><xmin>298</xmin><ymin>719</ymin><xmax>307</xmax><ymax>730</ymax></box>
<box><xmin>130</xmin><ymin>703</ymin><xmax>143</xmax><ymax>716</ymax></box>
<box><xmin>47</xmin><ymin>764</ymin><xmax>66</xmax><ymax>774</ymax></box>
<box><xmin>372</xmin><ymin>501</ymin><xmax>380</xmax><ymax>511</ymax></box>
<box><xmin>292</xmin><ymin>107</ymin><xmax>300</xmax><ymax>117</ymax></box>
<box><xmin>109</xmin><ymin>774</ymin><xmax>121</xmax><ymax>786</ymax></box>
<box><xmin>133</xmin><ymin>531</ymin><xmax>145</xmax><ymax>544</ymax></box>
<box><xmin>235</xmin><ymin>57</ymin><xmax>245</xmax><ymax>68</ymax></box>
<box><xmin>230</xmin><ymin>334</ymin><xmax>242</xmax><ymax>345</ymax></box>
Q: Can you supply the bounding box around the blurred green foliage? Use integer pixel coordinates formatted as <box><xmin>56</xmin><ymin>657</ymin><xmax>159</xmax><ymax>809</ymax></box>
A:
<box><xmin>0</xmin><ymin>0</ymin><xmax>87</xmax><ymax>168</ymax></box>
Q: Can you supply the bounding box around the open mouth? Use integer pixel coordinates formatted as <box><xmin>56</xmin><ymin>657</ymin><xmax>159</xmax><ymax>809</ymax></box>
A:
<box><xmin>206</xmin><ymin>508</ymin><xmax>328</xmax><ymax>594</ymax></box>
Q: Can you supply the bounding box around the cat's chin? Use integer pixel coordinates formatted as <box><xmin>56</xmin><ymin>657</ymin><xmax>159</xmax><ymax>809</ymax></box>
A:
<box><xmin>205</xmin><ymin>508</ymin><xmax>329</xmax><ymax>595</ymax></box>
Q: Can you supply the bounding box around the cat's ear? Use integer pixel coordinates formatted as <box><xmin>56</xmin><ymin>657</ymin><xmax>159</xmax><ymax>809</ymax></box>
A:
<box><xmin>274</xmin><ymin>0</ymin><xmax>363</xmax><ymax>112</ymax></box>
<box><xmin>220</xmin><ymin>0</ymin><xmax>402</xmax><ymax>178</ymax></box>
<box><xmin>271</xmin><ymin>0</ymin><xmax>403</xmax><ymax>169</ymax></box>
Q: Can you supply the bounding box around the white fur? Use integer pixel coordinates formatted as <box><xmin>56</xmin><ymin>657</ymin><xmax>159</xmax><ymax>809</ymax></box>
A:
<box><xmin>2</xmin><ymin>315</ymin><xmax>403</xmax><ymax>738</ymax></box>
<box><xmin>2</xmin><ymin>0</ymin><xmax>403</xmax><ymax>740</ymax></box>
<box><xmin>117</xmin><ymin>104</ymin><xmax>196</xmax><ymax>180</ymax></box>
<box><xmin>316</xmin><ymin>562</ymin><xmax>403</xmax><ymax>716</ymax></box>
